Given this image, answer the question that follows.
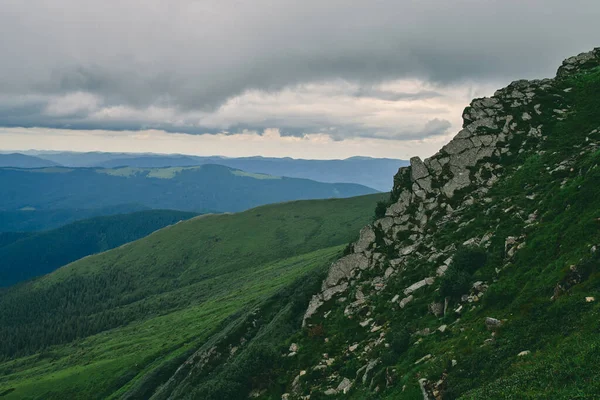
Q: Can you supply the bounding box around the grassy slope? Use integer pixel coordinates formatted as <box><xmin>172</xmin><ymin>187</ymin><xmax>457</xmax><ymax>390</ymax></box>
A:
<box><xmin>0</xmin><ymin>210</ymin><xmax>198</xmax><ymax>287</ymax></box>
<box><xmin>368</xmin><ymin>65</ymin><xmax>600</xmax><ymax>399</ymax></box>
<box><xmin>248</xmin><ymin>65</ymin><xmax>600</xmax><ymax>399</ymax></box>
<box><xmin>0</xmin><ymin>193</ymin><xmax>386</xmax><ymax>399</ymax></box>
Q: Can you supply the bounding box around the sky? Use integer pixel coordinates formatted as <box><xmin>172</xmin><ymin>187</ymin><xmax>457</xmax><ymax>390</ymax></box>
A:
<box><xmin>1</xmin><ymin>0</ymin><xmax>599</xmax><ymax>160</ymax></box>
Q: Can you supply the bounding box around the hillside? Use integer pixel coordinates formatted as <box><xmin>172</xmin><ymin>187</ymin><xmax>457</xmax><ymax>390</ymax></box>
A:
<box><xmin>0</xmin><ymin>204</ymin><xmax>150</xmax><ymax>233</ymax></box>
<box><xmin>182</xmin><ymin>48</ymin><xmax>600</xmax><ymax>399</ymax></box>
<box><xmin>0</xmin><ymin>164</ymin><xmax>376</xmax><ymax>213</ymax></box>
<box><xmin>0</xmin><ymin>153</ymin><xmax>59</xmax><ymax>168</ymax></box>
<box><xmin>0</xmin><ymin>210</ymin><xmax>198</xmax><ymax>287</ymax></box>
<box><xmin>0</xmin><ymin>193</ymin><xmax>386</xmax><ymax>399</ymax></box>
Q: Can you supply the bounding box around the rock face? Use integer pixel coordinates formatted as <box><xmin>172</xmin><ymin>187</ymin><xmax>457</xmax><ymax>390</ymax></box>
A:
<box><xmin>303</xmin><ymin>50</ymin><xmax>600</xmax><ymax>330</ymax></box>
<box><xmin>290</xmin><ymin>49</ymin><xmax>600</xmax><ymax>399</ymax></box>
<box><xmin>556</xmin><ymin>48</ymin><xmax>600</xmax><ymax>78</ymax></box>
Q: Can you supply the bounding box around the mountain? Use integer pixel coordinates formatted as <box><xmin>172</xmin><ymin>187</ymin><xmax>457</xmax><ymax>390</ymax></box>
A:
<box><xmin>0</xmin><ymin>204</ymin><xmax>150</xmax><ymax>232</ymax></box>
<box><xmin>0</xmin><ymin>164</ymin><xmax>377</xmax><ymax>213</ymax></box>
<box><xmin>0</xmin><ymin>153</ymin><xmax>59</xmax><ymax>168</ymax></box>
<box><xmin>95</xmin><ymin>156</ymin><xmax>408</xmax><ymax>192</ymax></box>
<box><xmin>2</xmin><ymin>48</ymin><xmax>599</xmax><ymax>400</ymax></box>
<box><xmin>30</xmin><ymin>151</ymin><xmax>137</xmax><ymax>167</ymax></box>
<box><xmin>0</xmin><ymin>210</ymin><xmax>197</xmax><ymax>287</ymax></box>
<box><xmin>29</xmin><ymin>152</ymin><xmax>407</xmax><ymax>191</ymax></box>
<box><xmin>0</xmin><ymin>193</ymin><xmax>386</xmax><ymax>399</ymax></box>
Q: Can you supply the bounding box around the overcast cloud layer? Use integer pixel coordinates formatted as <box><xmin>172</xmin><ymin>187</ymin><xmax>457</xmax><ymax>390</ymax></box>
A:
<box><xmin>1</xmin><ymin>0</ymin><xmax>599</xmax><ymax>157</ymax></box>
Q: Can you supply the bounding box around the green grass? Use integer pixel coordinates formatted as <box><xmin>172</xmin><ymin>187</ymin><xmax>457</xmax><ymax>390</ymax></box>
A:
<box><xmin>0</xmin><ymin>193</ymin><xmax>385</xmax><ymax>399</ymax></box>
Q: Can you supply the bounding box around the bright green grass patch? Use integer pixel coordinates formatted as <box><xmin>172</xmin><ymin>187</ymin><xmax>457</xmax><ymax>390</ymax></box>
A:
<box><xmin>0</xmin><ymin>246</ymin><xmax>342</xmax><ymax>400</ymax></box>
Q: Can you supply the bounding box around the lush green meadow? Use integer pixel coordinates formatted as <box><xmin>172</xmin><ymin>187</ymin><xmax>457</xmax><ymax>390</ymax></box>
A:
<box><xmin>0</xmin><ymin>193</ymin><xmax>385</xmax><ymax>399</ymax></box>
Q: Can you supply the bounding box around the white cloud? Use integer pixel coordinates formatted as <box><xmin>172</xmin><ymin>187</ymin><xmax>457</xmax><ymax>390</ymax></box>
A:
<box><xmin>0</xmin><ymin>0</ymin><xmax>598</xmax><ymax>157</ymax></box>
<box><xmin>0</xmin><ymin>126</ymin><xmax>452</xmax><ymax>160</ymax></box>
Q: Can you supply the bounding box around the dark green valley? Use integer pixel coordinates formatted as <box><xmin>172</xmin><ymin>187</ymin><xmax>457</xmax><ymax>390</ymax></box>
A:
<box><xmin>0</xmin><ymin>210</ymin><xmax>198</xmax><ymax>287</ymax></box>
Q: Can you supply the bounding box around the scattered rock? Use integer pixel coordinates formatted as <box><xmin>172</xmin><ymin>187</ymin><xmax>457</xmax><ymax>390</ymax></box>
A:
<box><xmin>419</xmin><ymin>378</ymin><xmax>430</xmax><ymax>400</ymax></box>
<box><xmin>404</xmin><ymin>277</ymin><xmax>435</xmax><ymax>295</ymax></box>
<box><xmin>485</xmin><ymin>317</ymin><xmax>503</xmax><ymax>330</ymax></box>
<box><xmin>438</xmin><ymin>325</ymin><xmax>448</xmax><ymax>333</ymax></box>
<box><xmin>399</xmin><ymin>295</ymin><xmax>414</xmax><ymax>308</ymax></box>
<box><xmin>360</xmin><ymin>318</ymin><xmax>373</xmax><ymax>327</ymax></box>
<box><xmin>586</xmin><ymin>297</ymin><xmax>595</xmax><ymax>303</ymax></box>
<box><xmin>361</xmin><ymin>359</ymin><xmax>380</xmax><ymax>384</ymax></box>
<box><xmin>415</xmin><ymin>354</ymin><xmax>432</xmax><ymax>364</ymax></box>
<box><xmin>436</xmin><ymin>265</ymin><xmax>448</xmax><ymax>276</ymax></box>
<box><xmin>429</xmin><ymin>302</ymin><xmax>444</xmax><ymax>317</ymax></box>
<box><xmin>337</xmin><ymin>377</ymin><xmax>352</xmax><ymax>394</ymax></box>
<box><xmin>518</xmin><ymin>350</ymin><xmax>531</xmax><ymax>357</ymax></box>
<box><xmin>415</xmin><ymin>328</ymin><xmax>431</xmax><ymax>337</ymax></box>
<box><xmin>289</xmin><ymin>343</ymin><xmax>299</xmax><ymax>353</ymax></box>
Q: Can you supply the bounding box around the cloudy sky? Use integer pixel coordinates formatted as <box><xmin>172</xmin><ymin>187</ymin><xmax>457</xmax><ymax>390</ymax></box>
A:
<box><xmin>1</xmin><ymin>0</ymin><xmax>598</xmax><ymax>159</ymax></box>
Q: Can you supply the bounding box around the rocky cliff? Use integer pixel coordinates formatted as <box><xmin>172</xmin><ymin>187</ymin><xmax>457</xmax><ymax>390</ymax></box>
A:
<box><xmin>290</xmin><ymin>48</ymin><xmax>600</xmax><ymax>399</ymax></box>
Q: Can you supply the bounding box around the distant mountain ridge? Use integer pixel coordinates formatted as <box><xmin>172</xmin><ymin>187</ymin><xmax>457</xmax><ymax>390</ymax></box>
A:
<box><xmin>0</xmin><ymin>153</ymin><xmax>58</xmax><ymax>168</ymax></box>
<box><xmin>0</xmin><ymin>164</ymin><xmax>377</xmax><ymax>214</ymax></box>
<box><xmin>24</xmin><ymin>152</ymin><xmax>408</xmax><ymax>191</ymax></box>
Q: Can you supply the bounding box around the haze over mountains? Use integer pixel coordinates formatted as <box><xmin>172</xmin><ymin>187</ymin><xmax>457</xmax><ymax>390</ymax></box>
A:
<box><xmin>0</xmin><ymin>153</ymin><xmax>58</xmax><ymax>168</ymax></box>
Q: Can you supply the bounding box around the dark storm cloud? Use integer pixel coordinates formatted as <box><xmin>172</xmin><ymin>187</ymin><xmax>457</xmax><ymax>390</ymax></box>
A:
<box><xmin>0</xmin><ymin>0</ymin><xmax>599</xmax><ymax>139</ymax></box>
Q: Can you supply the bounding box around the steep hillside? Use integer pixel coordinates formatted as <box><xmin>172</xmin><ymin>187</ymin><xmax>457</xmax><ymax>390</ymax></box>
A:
<box><xmin>0</xmin><ymin>164</ymin><xmax>376</xmax><ymax>213</ymax></box>
<box><xmin>0</xmin><ymin>193</ymin><xmax>386</xmax><ymax>399</ymax></box>
<box><xmin>134</xmin><ymin>49</ymin><xmax>600</xmax><ymax>400</ymax></box>
<box><xmin>249</xmin><ymin>48</ymin><xmax>600</xmax><ymax>399</ymax></box>
<box><xmin>0</xmin><ymin>153</ymin><xmax>59</xmax><ymax>168</ymax></box>
<box><xmin>0</xmin><ymin>210</ymin><xmax>198</xmax><ymax>287</ymax></box>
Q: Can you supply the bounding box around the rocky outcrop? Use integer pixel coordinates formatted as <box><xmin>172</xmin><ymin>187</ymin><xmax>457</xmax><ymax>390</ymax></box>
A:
<box><xmin>291</xmin><ymin>49</ymin><xmax>600</xmax><ymax>399</ymax></box>
<box><xmin>556</xmin><ymin>48</ymin><xmax>600</xmax><ymax>79</ymax></box>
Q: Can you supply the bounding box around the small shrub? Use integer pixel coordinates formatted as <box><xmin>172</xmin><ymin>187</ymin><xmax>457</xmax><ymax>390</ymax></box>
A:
<box><xmin>439</xmin><ymin>247</ymin><xmax>488</xmax><ymax>298</ymax></box>
<box><xmin>387</xmin><ymin>328</ymin><xmax>411</xmax><ymax>355</ymax></box>
<box><xmin>375</xmin><ymin>201</ymin><xmax>388</xmax><ymax>219</ymax></box>
<box><xmin>307</xmin><ymin>324</ymin><xmax>325</xmax><ymax>338</ymax></box>
<box><xmin>439</xmin><ymin>267</ymin><xmax>472</xmax><ymax>299</ymax></box>
<box><xmin>452</xmin><ymin>246</ymin><xmax>488</xmax><ymax>274</ymax></box>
